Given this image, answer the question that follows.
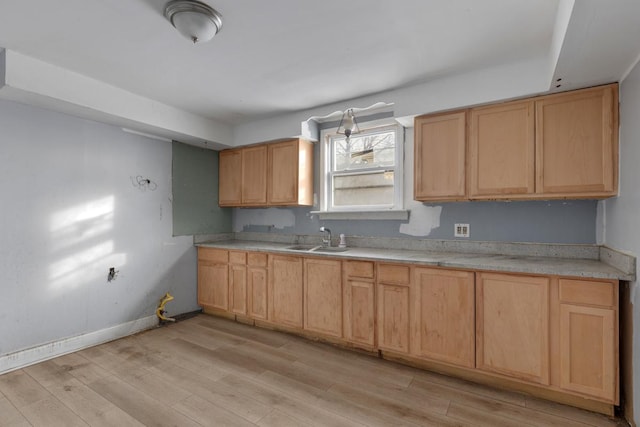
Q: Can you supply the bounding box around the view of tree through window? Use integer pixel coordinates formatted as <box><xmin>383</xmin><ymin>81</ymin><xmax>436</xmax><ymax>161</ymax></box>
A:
<box><xmin>329</xmin><ymin>128</ymin><xmax>398</xmax><ymax>208</ymax></box>
<box><xmin>332</xmin><ymin>130</ymin><xmax>395</xmax><ymax>171</ymax></box>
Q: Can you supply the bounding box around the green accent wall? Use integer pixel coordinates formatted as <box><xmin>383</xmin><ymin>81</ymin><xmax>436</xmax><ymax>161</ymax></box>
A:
<box><xmin>172</xmin><ymin>141</ymin><xmax>231</xmax><ymax>236</ymax></box>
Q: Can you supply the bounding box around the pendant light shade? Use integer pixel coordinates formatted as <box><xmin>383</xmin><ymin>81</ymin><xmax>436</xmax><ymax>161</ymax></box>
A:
<box><xmin>164</xmin><ymin>0</ymin><xmax>222</xmax><ymax>44</ymax></box>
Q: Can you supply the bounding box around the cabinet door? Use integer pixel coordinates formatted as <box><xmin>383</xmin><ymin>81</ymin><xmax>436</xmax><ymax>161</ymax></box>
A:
<box><xmin>377</xmin><ymin>283</ymin><xmax>410</xmax><ymax>353</ymax></box>
<box><xmin>197</xmin><ymin>262</ymin><xmax>229</xmax><ymax>311</ymax></box>
<box><xmin>377</xmin><ymin>264</ymin><xmax>411</xmax><ymax>354</ymax></box>
<box><xmin>414</xmin><ymin>111</ymin><xmax>467</xmax><ymax>201</ymax></box>
<box><xmin>476</xmin><ymin>273</ymin><xmax>550</xmax><ymax>385</ymax></box>
<box><xmin>559</xmin><ymin>304</ymin><xmax>616</xmax><ymax>401</ymax></box>
<box><xmin>344</xmin><ymin>261</ymin><xmax>376</xmax><ymax>346</ymax></box>
<box><xmin>344</xmin><ymin>279</ymin><xmax>376</xmax><ymax>346</ymax></box>
<box><xmin>242</xmin><ymin>145</ymin><xmax>268</xmax><ymax>205</ymax></box>
<box><xmin>304</xmin><ymin>258</ymin><xmax>342</xmax><ymax>338</ymax></box>
<box><xmin>269</xmin><ymin>255</ymin><xmax>303</xmax><ymax>328</ymax></box>
<box><xmin>412</xmin><ymin>268</ymin><xmax>475</xmax><ymax>368</ymax></box>
<box><xmin>469</xmin><ymin>101</ymin><xmax>535</xmax><ymax>198</ymax></box>
<box><xmin>536</xmin><ymin>84</ymin><xmax>618</xmax><ymax>197</ymax></box>
<box><xmin>268</xmin><ymin>140</ymin><xmax>298</xmax><ymax>205</ymax></box>
<box><xmin>247</xmin><ymin>266</ymin><xmax>268</xmax><ymax>320</ymax></box>
<box><xmin>229</xmin><ymin>264</ymin><xmax>247</xmax><ymax>315</ymax></box>
<box><xmin>218</xmin><ymin>150</ymin><xmax>242</xmax><ymax>206</ymax></box>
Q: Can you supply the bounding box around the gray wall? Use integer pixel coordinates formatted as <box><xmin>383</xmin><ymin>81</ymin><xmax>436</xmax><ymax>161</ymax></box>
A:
<box><xmin>234</xmin><ymin>129</ymin><xmax>598</xmax><ymax>244</ymax></box>
<box><xmin>172</xmin><ymin>141</ymin><xmax>231</xmax><ymax>236</ymax></box>
<box><xmin>0</xmin><ymin>99</ymin><xmax>199</xmax><ymax>357</ymax></box>
<box><xmin>604</xmin><ymin>59</ymin><xmax>640</xmax><ymax>424</ymax></box>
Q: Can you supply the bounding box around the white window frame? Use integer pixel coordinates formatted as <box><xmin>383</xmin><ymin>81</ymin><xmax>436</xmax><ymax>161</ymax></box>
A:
<box><xmin>316</xmin><ymin>118</ymin><xmax>406</xmax><ymax>220</ymax></box>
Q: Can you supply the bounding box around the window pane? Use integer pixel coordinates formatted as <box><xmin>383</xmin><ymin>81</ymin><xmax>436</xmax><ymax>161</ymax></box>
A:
<box><xmin>333</xmin><ymin>130</ymin><xmax>395</xmax><ymax>172</ymax></box>
<box><xmin>332</xmin><ymin>171</ymin><xmax>394</xmax><ymax>207</ymax></box>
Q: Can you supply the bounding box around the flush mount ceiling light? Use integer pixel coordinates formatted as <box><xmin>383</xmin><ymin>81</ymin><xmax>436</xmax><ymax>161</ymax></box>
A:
<box><xmin>336</xmin><ymin>109</ymin><xmax>361</xmax><ymax>143</ymax></box>
<box><xmin>164</xmin><ymin>0</ymin><xmax>222</xmax><ymax>44</ymax></box>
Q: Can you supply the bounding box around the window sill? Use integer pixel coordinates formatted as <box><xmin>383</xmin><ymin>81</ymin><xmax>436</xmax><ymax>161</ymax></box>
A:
<box><xmin>310</xmin><ymin>210</ymin><xmax>409</xmax><ymax>221</ymax></box>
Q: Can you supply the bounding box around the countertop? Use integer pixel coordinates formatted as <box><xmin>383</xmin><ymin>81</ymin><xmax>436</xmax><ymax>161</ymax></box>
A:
<box><xmin>196</xmin><ymin>240</ymin><xmax>634</xmax><ymax>281</ymax></box>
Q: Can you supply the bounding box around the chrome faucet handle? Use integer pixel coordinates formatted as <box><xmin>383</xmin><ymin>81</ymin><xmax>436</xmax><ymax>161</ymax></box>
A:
<box><xmin>319</xmin><ymin>227</ymin><xmax>332</xmax><ymax>247</ymax></box>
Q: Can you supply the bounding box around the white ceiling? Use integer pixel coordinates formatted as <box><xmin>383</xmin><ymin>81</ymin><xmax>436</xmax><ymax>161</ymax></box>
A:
<box><xmin>1</xmin><ymin>0</ymin><xmax>640</xmax><ymax>145</ymax></box>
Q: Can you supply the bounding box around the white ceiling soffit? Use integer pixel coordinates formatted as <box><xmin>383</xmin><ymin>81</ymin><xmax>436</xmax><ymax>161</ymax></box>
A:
<box><xmin>1</xmin><ymin>1</ymin><xmax>639</xmax><ymax>147</ymax></box>
<box><xmin>551</xmin><ymin>0</ymin><xmax>640</xmax><ymax>91</ymax></box>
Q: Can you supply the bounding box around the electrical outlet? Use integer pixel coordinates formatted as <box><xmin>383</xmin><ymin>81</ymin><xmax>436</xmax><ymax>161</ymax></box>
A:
<box><xmin>454</xmin><ymin>223</ymin><xmax>470</xmax><ymax>238</ymax></box>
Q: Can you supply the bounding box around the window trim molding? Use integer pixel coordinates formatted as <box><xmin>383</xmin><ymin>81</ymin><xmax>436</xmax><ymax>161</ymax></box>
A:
<box><xmin>319</xmin><ymin>117</ymin><xmax>404</xmax><ymax>216</ymax></box>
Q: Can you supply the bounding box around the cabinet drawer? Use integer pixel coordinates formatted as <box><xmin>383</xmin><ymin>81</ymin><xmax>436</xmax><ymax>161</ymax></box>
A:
<box><xmin>247</xmin><ymin>252</ymin><xmax>268</xmax><ymax>267</ymax></box>
<box><xmin>559</xmin><ymin>279</ymin><xmax>616</xmax><ymax>308</ymax></box>
<box><xmin>229</xmin><ymin>251</ymin><xmax>247</xmax><ymax>264</ymax></box>
<box><xmin>198</xmin><ymin>248</ymin><xmax>228</xmax><ymax>263</ymax></box>
<box><xmin>345</xmin><ymin>261</ymin><xmax>374</xmax><ymax>279</ymax></box>
<box><xmin>378</xmin><ymin>264</ymin><xmax>410</xmax><ymax>284</ymax></box>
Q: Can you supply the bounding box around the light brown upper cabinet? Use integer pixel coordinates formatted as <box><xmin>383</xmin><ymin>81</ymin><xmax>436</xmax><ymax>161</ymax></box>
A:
<box><xmin>241</xmin><ymin>145</ymin><xmax>268</xmax><ymax>206</ymax></box>
<box><xmin>414</xmin><ymin>83</ymin><xmax>618</xmax><ymax>202</ymax></box>
<box><xmin>268</xmin><ymin>139</ymin><xmax>314</xmax><ymax>206</ymax></box>
<box><xmin>469</xmin><ymin>100</ymin><xmax>535</xmax><ymax>199</ymax></box>
<box><xmin>536</xmin><ymin>84</ymin><xmax>618</xmax><ymax>198</ymax></box>
<box><xmin>218</xmin><ymin>149</ymin><xmax>242</xmax><ymax>206</ymax></box>
<box><xmin>414</xmin><ymin>111</ymin><xmax>467</xmax><ymax>201</ymax></box>
<box><xmin>219</xmin><ymin>138</ymin><xmax>313</xmax><ymax>207</ymax></box>
<box><xmin>218</xmin><ymin>146</ymin><xmax>266</xmax><ymax>207</ymax></box>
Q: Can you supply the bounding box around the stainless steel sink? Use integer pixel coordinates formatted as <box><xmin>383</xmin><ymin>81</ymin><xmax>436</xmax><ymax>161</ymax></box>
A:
<box><xmin>286</xmin><ymin>245</ymin><xmax>321</xmax><ymax>251</ymax></box>
<box><xmin>312</xmin><ymin>247</ymin><xmax>349</xmax><ymax>253</ymax></box>
<box><xmin>285</xmin><ymin>245</ymin><xmax>349</xmax><ymax>253</ymax></box>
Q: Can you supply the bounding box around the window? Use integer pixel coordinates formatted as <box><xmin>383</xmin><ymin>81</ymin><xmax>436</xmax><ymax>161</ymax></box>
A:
<box><xmin>319</xmin><ymin>121</ymin><xmax>404</xmax><ymax>216</ymax></box>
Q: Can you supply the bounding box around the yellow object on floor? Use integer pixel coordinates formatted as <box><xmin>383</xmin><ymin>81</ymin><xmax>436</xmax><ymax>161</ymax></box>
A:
<box><xmin>156</xmin><ymin>292</ymin><xmax>176</xmax><ymax>322</ymax></box>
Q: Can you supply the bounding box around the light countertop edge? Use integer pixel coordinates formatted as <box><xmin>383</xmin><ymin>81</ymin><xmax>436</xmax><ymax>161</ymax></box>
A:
<box><xmin>195</xmin><ymin>240</ymin><xmax>635</xmax><ymax>281</ymax></box>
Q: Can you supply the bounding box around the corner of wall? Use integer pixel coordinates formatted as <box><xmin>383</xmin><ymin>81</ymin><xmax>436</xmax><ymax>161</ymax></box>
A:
<box><xmin>596</xmin><ymin>199</ymin><xmax>606</xmax><ymax>245</ymax></box>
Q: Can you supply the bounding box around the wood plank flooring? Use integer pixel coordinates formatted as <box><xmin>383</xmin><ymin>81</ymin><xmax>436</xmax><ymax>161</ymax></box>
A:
<box><xmin>0</xmin><ymin>314</ymin><xmax>628</xmax><ymax>426</ymax></box>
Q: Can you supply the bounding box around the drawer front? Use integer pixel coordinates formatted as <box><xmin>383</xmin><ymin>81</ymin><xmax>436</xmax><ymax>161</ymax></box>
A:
<box><xmin>229</xmin><ymin>251</ymin><xmax>247</xmax><ymax>264</ymax></box>
<box><xmin>378</xmin><ymin>264</ymin><xmax>410</xmax><ymax>284</ymax></box>
<box><xmin>247</xmin><ymin>252</ymin><xmax>268</xmax><ymax>267</ymax></box>
<box><xmin>559</xmin><ymin>279</ymin><xmax>616</xmax><ymax>308</ymax></box>
<box><xmin>198</xmin><ymin>248</ymin><xmax>228</xmax><ymax>263</ymax></box>
<box><xmin>345</xmin><ymin>261</ymin><xmax>374</xmax><ymax>279</ymax></box>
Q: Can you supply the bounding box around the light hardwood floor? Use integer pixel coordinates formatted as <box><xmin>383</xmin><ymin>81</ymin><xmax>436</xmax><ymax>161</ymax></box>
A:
<box><xmin>0</xmin><ymin>314</ymin><xmax>628</xmax><ymax>426</ymax></box>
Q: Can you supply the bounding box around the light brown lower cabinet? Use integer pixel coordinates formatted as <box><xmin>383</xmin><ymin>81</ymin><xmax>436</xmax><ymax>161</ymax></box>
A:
<box><xmin>558</xmin><ymin>278</ymin><xmax>618</xmax><ymax>402</ymax></box>
<box><xmin>228</xmin><ymin>251</ymin><xmax>247</xmax><ymax>315</ymax></box>
<box><xmin>476</xmin><ymin>272</ymin><xmax>550</xmax><ymax>385</ymax></box>
<box><xmin>197</xmin><ymin>248</ymin><xmax>229</xmax><ymax>312</ymax></box>
<box><xmin>268</xmin><ymin>254</ymin><xmax>303</xmax><ymax>329</ymax></box>
<box><xmin>411</xmin><ymin>267</ymin><xmax>475</xmax><ymax>368</ymax></box>
<box><xmin>304</xmin><ymin>258</ymin><xmax>342</xmax><ymax>338</ymax></box>
<box><xmin>247</xmin><ymin>253</ymin><xmax>268</xmax><ymax>320</ymax></box>
<box><xmin>376</xmin><ymin>264</ymin><xmax>411</xmax><ymax>354</ymax></box>
<box><xmin>197</xmin><ymin>249</ymin><xmax>620</xmax><ymax>411</ymax></box>
<box><xmin>343</xmin><ymin>261</ymin><xmax>376</xmax><ymax>347</ymax></box>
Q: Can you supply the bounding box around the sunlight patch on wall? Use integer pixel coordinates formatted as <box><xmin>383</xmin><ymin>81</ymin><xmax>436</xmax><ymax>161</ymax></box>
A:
<box><xmin>50</xmin><ymin>196</ymin><xmax>114</xmax><ymax>251</ymax></box>
<box><xmin>48</xmin><ymin>196</ymin><xmax>125</xmax><ymax>290</ymax></box>
<box><xmin>399</xmin><ymin>205</ymin><xmax>442</xmax><ymax>237</ymax></box>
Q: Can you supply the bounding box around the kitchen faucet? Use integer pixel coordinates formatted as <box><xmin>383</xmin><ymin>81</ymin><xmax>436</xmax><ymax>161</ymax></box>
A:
<box><xmin>320</xmin><ymin>227</ymin><xmax>331</xmax><ymax>247</ymax></box>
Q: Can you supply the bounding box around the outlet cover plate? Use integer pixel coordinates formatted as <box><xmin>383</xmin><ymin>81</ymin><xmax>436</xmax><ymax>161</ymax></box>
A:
<box><xmin>455</xmin><ymin>223</ymin><xmax>470</xmax><ymax>238</ymax></box>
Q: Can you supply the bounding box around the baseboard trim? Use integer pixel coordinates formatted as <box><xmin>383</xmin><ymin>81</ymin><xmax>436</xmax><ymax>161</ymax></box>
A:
<box><xmin>0</xmin><ymin>315</ymin><xmax>158</xmax><ymax>375</ymax></box>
